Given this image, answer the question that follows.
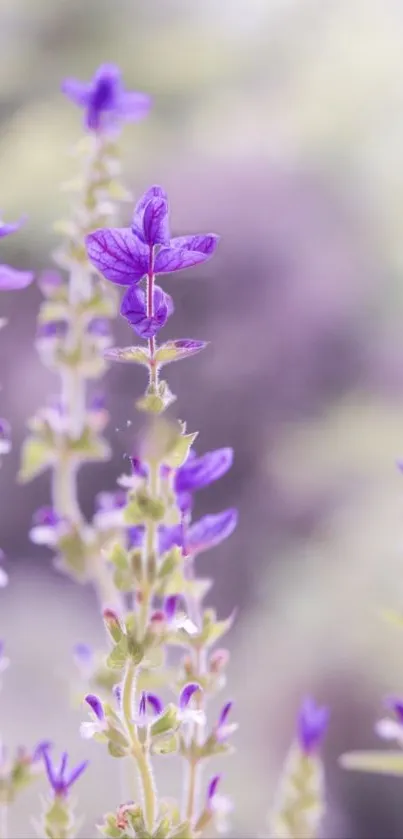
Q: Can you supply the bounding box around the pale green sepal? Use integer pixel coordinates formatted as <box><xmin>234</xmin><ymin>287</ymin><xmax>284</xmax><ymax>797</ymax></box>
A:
<box><xmin>151</xmin><ymin>733</ymin><xmax>179</xmax><ymax>756</ymax></box>
<box><xmin>106</xmin><ymin>638</ymin><xmax>128</xmax><ymax>670</ymax></box>
<box><xmin>18</xmin><ymin>437</ymin><xmax>54</xmax><ymax>483</ymax></box>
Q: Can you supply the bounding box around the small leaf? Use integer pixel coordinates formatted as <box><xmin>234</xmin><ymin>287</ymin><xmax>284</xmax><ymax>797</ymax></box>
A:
<box><xmin>113</xmin><ymin>567</ymin><xmax>133</xmax><ymax>592</ymax></box>
<box><xmin>155</xmin><ymin>339</ymin><xmax>208</xmax><ymax>367</ymax></box>
<box><xmin>151</xmin><ymin>733</ymin><xmax>179</xmax><ymax>756</ymax></box>
<box><xmin>107</xmin><ymin>741</ymin><xmax>127</xmax><ymax>758</ymax></box>
<box><xmin>340</xmin><ymin>750</ymin><xmax>403</xmax><ymax>775</ymax></box>
<box><xmin>108</xmin><ymin>542</ymin><xmax>129</xmax><ymax>571</ymax></box>
<box><xmin>18</xmin><ymin>437</ymin><xmax>54</xmax><ymax>483</ymax></box>
<box><xmin>106</xmin><ymin>638</ymin><xmax>128</xmax><ymax>670</ymax></box>
<box><xmin>104</xmin><ymin>345</ymin><xmax>150</xmax><ymax>366</ymax></box>
<box><xmin>164</xmin><ymin>432</ymin><xmax>198</xmax><ymax>469</ymax></box>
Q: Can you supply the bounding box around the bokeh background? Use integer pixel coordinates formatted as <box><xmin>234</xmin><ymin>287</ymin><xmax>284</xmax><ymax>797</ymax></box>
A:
<box><xmin>2</xmin><ymin>0</ymin><xmax>403</xmax><ymax>836</ymax></box>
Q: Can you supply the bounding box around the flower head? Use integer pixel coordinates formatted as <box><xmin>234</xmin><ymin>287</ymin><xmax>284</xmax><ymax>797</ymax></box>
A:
<box><xmin>179</xmin><ymin>683</ymin><xmax>205</xmax><ymax>727</ymax></box>
<box><xmin>206</xmin><ymin>775</ymin><xmax>233</xmax><ymax>835</ymax></box>
<box><xmin>214</xmin><ymin>701</ymin><xmax>237</xmax><ymax>742</ymax></box>
<box><xmin>297</xmin><ymin>697</ymin><xmax>329</xmax><ymax>755</ymax></box>
<box><xmin>85</xmin><ymin>186</ymin><xmax>219</xmax><ymax>287</ymax></box>
<box><xmin>29</xmin><ymin>507</ymin><xmax>64</xmax><ymax>547</ymax></box>
<box><xmin>42</xmin><ymin>745</ymin><xmax>88</xmax><ymax>797</ymax></box>
<box><xmin>62</xmin><ymin>63</ymin><xmax>150</xmax><ymax>134</ymax></box>
<box><xmin>137</xmin><ymin>691</ymin><xmax>164</xmax><ymax>727</ymax></box>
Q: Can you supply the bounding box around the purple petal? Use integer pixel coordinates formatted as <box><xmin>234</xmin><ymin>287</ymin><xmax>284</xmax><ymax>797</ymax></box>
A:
<box><xmin>0</xmin><ymin>265</ymin><xmax>33</xmax><ymax>290</ymax></box>
<box><xmin>58</xmin><ymin>752</ymin><xmax>68</xmax><ymax>781</ymax></box>
<box><xmin>61</xmin><ymin>77</ymin><xmax>91</xmax><ymax>106</ymax></box>
<box><xmin>86</xmin><ymin>228</ymin><xmax>148</xmax><ymax>285</ymax></box>
<box><xmin>42</xmin><ymin>748</ymin><xmax>56</xmax><ymax>789</ymax></box>
<box><xmin>158</xmin><ymin>524</ymin><xmax>183</xmax><ymax>555</ymax></box>
<box><xmin>73</xmin><ymin>643</ymin><xmax>94</xmax><ymax>670</ymax></box>
<box><xmin>38</xmin><ymin>270</ymin><xmax>63</xmax><ymax>295</ymax></box>
<box><xmin>31</xmin><ymin>740</ymin><xmax>53</xmax><ymax>763</ymax></box>
<box><xmin>385</xmin><ymin>696</ymin><xmax>403</xmax><ymax>724</ymax></box>
<box><xmin>66</xmin><ymin>759</ymin><xmax>89</xmax><ymax>790</ymax></box>
<box><xmin>127</xmin><ymin>526</ymin><xmax>145</xmax><ymax>549</ymax></box>
<box><xmin>134</xmin><ymin>186</ymin><xmax>168</xmax><ymax>217</ymax></box>
<box><xmin>32</xmin><ymin>507</ymin><xmax>61</xmax><ymax>528</ymax></box>
<box><xmin>85</xmin><ymin>694</ymin><xmax>104</xmax><ymax>722</ymax></box>
<box><xmin>170</xmin><ymin>234</ymin><xmax>219</xmax><ymax>257</ymax></box>
<box><xmin>146</xmin><ymin>693</ymin><xmax>163</xmax><ymax>716</ymax></box>
<box><xmin>113</xmin><ymin>684</ymin><xmax>122</xmax><ymax>706</ymax></box>
<box><xmin>129</xmin><ymin>456</ymin><xmax>148</xmax><ymax>479</ymax></box>
<box><xmin>120</xmin><ymin>284</ymin><xmax>173</xmax><ymax>339</ymax></box>
<box><xmin>139</xmin><ymin>692</ymin><xmax>147</xmax><ymax>718</ymax></box>
<box><xmin>164</xmin><ymin>594</ymin><xmax>179</xmax><ymax>622</ymax></box>
<box><xmin>179</xmin><ymin>683</ymin><xmax>201</xmax><ymax>710</ymax></box>
<box><xmin>297</xmin><ymin>697</ymin><xmax>329</xmax><ymax>755</ymax></box>
<box><xmin>154</xmin><ymin>246</ymin><xmax>211</xmax><ymax>275</ymax></box>
<box><xmin>217</xmin><ymin>701</ymin><xmax>233</xmax><ymax>730</ymax></box>
<box><xmin>207</xmin><ymin>774</ymin><xmax>221</xmax><ymax>805</ymax></box>
<box><xmin>187</xmin><ymin>509</ymin><xmax>238</xmax><ymax>555</ymax></box>
<box><xmin>87</xmin><ymin>318</ymin><xmax>111</xmax><ymax>337</ymax></box>
<box><xmin>0</xmin><ymin>216</ymin><xmax>26</xmax><ymax>239</ymax></box>
<box><xmin>142</xmin><ymin>198</ymin><xmax>169</xmax><ymax>246</ymax></box>
<box><xmin>119</xmin><ymin>91</ymin><xmax>152</xmax><ymax>122</ymax></box>
<box><xmin>175</xmin><ymin>448</ymin><xmax>233</xmax><ymax>494</ymax></box>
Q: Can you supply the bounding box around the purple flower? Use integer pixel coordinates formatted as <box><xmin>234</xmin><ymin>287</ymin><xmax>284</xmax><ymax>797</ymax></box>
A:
<box><xmin>38</xmin><ymin>270</ymin><xmax>63</xmax><ymax>297</ymax></box>
<box><xmin>120</xmin><ymin>283</ymin><xmax>173</xmax><ymax>338</ymax></box>
<box><xmin>186</xmin><ymin>509</ymin><xmax>238</xmax><ymax>555</ymax></box>
<box><xmin>32</xmin><ymin>507</ymin><xmax>61</xmax><ymax>528</ymax></box>
<box><xmin>86</xmin><ymin>185</ymin><xmax>219</xmax><ymax>286</ymax></box>
<box><xmin>297</xmin><ymin>697</ymin><xmax>329</xmax><ymax>755</ymax></box>
<box><xmin>385</xmin><ymin>696</ymin><xmax>403</xmax><ymax>723</ymax></box>
<box><xmin>0</xmin><ymin>266</ymin><xmax>33</xmax><ymax>290</ymax></box>
<box><xmin>30</xmin><ymin>740</ymin><xmax>53</xmax><ymax>764</ymax></box>
<box><xmin>175</xmin><ymin>448</ymin><xmax>233</xmax><ymax>494</ymax></box>
<box><xmin>164</xmin><ymin>594</ymin><xmax>179</xmax><ymax>623</ymax></box>
<box><xmin>0</xmin><ymin>216</ymin><xmax>25</xmax><ymax>239</ymax></box>
<box><xmin>214</xmin><ymin>701</ymin><xmax>237</xmax><ymax>742</ymax></box>
<box><xmin>81</xmin><ymin>694</ymin><xmax>107</xmax><ymax>740</ymax></box>
<box><xmin>158</xmin><ymin>524</ymin><xmax>183</xmax><ymax>555</ymax></box>
<box><xmin>127</xmin><ymin>526</ymin><xmax>145</xmax><ymax>549</ymax></box>
<box><xmin>42</xmin><ymin>746</ymin><xmax>88</xmax><ymax>797</ymax></box>
<box><xmin>87</xmin><ymin>318</ymin><xmax>112</xmax><ymax>338</ymax></box>
<box><xmin>85</xmin><ymin>694</ymin><xmax>104</xmax><ymax>722</ymax></box>
<box><xmin>138</xmin><ymin>691</ymin><xmax>164</xmax><ymax>723</ymax></box>
<box><xmin>62</xmin><ymin>63</ymin><xmax>151</xmax><ymax>134</ymax></box>
<box><xmin>207</xmin><ymin>774</ymin><xmax>221</xmax><ymax>806</ymax></box>
<box><xmin>73</xmin><ymin>643</ymin><xmax>94</xmax><ymax>674</ymax></box>
<box><xmin>179</xmin><ymin>683</ymin><xmax>201</xmax><ymax>710</ymax></box>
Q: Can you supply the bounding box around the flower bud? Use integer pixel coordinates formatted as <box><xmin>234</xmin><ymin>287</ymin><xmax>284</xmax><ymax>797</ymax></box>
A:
<box><xmin>103</xmin><ymin>609</ymin><xmax>124</xmax><ymax>643</ymax></box>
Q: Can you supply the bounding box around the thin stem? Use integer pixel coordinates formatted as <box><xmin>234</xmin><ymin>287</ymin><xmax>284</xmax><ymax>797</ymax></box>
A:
<box><xmin>122</xmin><ymin>660</ymin><xmax>157</xmax><ymax>833</ymax></box>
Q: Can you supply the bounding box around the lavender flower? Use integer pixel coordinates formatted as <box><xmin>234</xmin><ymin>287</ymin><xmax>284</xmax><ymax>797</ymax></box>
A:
<box><xmin>175</xmin><ymin>448</ymin><xmax>233</xmax><ymax>494</ymax></box>
<box><xmin>72</xmin><ymin>643</ymin><xmax>94</xmax><ymax>676</ymax></box>
<box><xmin>214</xmin><ymin>701</ymin><xmax>238</xmax><ymax>742</ymax></box>
<box><xmin>42</xmin><ymin>746</ymin><xmax>88</xmax><ymax>797</ymax></box>
<box><xmin>29</xmin><ymin>507</ymin><xmax>64</xmax><ymax>546</ymax></box>
<box><xmin>62</xmin><ymin>64</ymin><xmax>150</xmax><ymax>134</ymax></box>
<box><xmin>297</xmin><ymin>697</ymin><xmax>329</xmax><ymax>756</ymax></box>
<box><xmin>80</xmin><ymin>694</ymin><xmax>107</xmax><ymax>740</ymax></box>
<box><xmin>206</xmin><ymin>775</ymin><xmax>233</xmax><ymax>835</ymax></box>
<box><xmin>86</xmin><ymin>185</ymin><xmax>219</xmax><ymax>286</ymax></box>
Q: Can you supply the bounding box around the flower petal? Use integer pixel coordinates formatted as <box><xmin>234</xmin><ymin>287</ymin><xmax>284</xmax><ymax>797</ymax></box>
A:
<box><xmin>187</xmin><ymin>509</ymin><xmax>238</xmax><ymax>555</ymax></box>
<box><xmin>0</xmin><ymin>216</ymin><xmax>26</xmax><ymax>239</ymax></box>
<box><xmin>85</xmin><ymin>694</ymin><xmax>104</xmax><ymax>722</ymax></box>
<box><xmin>154</xmin><ymin>246</ymin><xmax>211</xmax><ymax>275</ymax></box>
<box><xmin>175</xmin><ymin>448</ymin><xmax>233</xmax><ymax>494</ymax></box>
<box><xmin>66</xmin><ymin>759</ymin><xmax>89</xmax><ymax>789</ymax></box>
<box><xmin>170</xmin><ymin>234</ymin><xmax>219</xmax><ymax>256</ymax></box>
<box><xmin>61</xmin><ymin>77</ymin><xmax>91</xmax><ymax>106</ymax></box>
<box><xmin>179</xmin><ymin>683</ymin><xmax>201</xmax><ymax>710</ymax></box>
<box><xmin>86</xmin><ymin>228</ymin><xmax>148</xmax><ymax>285</ymax></box>
<box><xmin>0</xmin><ymin>266</ymin><xmax>33</xmax><ymax>290</ymax></box>
<box><xmin>119</xmin><ymin>91</ymin><xmax>152</xmax><ymax>122</ymax></box>
<box><xmin>143</xmin><ymin>198</ymin><xmax>169</xmax><ymax>246</ymax></box>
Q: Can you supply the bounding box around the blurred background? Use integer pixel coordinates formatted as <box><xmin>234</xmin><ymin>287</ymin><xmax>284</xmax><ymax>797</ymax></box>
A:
<box><xmin>2</xmin><ymin>0</ymin><xmax>403</xmax><ymax>835</ymax></box>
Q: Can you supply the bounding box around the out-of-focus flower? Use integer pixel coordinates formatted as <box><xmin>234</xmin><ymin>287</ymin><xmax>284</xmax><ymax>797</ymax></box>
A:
<box><xmin>29</xmin><ymin>507</ymin><xmax>65</xmax><ymax>547</ymax></box>
<box><xmin>80</xmin><ymin>694</ymin><xmax>107</xmax><ymax>740</ymax></box>
<box><xmin>62</xmin><ymin>64</ymin><xmax>150</xmax><ymax>134</ymax></box>
<box><xmin>0</xmin><ymin>419</ymin><xmax>11</xmax><ymax>456</ymax></box>
<box><xmin>0</xmin><ymin>216</ymin><xmax>33</xmax><ymax>290</ymax></box>
<box><xmin>297</xmin><ymin>697</ymin><xmax>329</xmax><ymax>755</ymax></box>
<box><xmin>206</xmin><ymin>775</ymin><xmax>233</xmax><ymax>835</ymax></box>
<box><xmin>42</xmin><ymin>746</ymin><xmax>88</xmax><ymax>797</ymax></box>
<box><xmin>175</xmin><ymin>448</ymin><xmax>233</xmax><ymax>494</ymax></box>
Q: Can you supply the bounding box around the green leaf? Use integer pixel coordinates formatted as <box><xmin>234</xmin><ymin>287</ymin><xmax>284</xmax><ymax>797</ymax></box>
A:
<box><xmin>136</xmin><ymin>381</ymin><xmax>176</xmax><ymax>414</ymax></box>
<box><xmin>113</xmin><ymin>567</ymin><xmax>133</xmax><ymax>592</ymax></box>
<box><xmin>107</xmin><ymin>741</ymin><xmax>127</xmax><ymax>758</ymax></box>
<box><xmin>151</xmin><ymin>733</ymin><xmax>179</xmax><ymax>756</ymax></box>
<box><xmin>57</xmin><ymin>531</ymin><xmax>88</xmax><ymax>580</ymax></box>
<box><xmin>340</xmin><ymin>750</ymin><xmax>403</xmax><ymax>775</ymax></box>
<box><xmin>104</xmin><ymin>345</ymin><xmax>150</xmax><ymax>366</ymax></box>
<box><xmin>106</xmin><ymin>638</ymin><xmax>128</xmax><ymax>670</ymax></box>
<box><xmin>164</xmin><ymin>432</ymin><xmax>198</xmax><ymax>469</ymax></box>
<box><xmin>154</xmin><ymin>339</ymin><xmax>208</xmax><ymax>367</ymax></box>
<box><xmin>108</xmin><ymin>542</ymin><xmax>129</xmax><ymax>571</ymax></box>
<box><xmin>18</xmin><ymin>437</ymin><xmax>54</xmax><ymax>483</ymax></box>
<box><xmin>70</xmin><ymin>428</ymin><xmax>111</xmax><ymax>463</ymax></box>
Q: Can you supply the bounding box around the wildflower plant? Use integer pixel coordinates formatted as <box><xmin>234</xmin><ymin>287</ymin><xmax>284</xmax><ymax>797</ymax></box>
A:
<box><xmin>0</xmin><ymin>58</ymin><xmax>337</xmax><ymax>839</ymax></box>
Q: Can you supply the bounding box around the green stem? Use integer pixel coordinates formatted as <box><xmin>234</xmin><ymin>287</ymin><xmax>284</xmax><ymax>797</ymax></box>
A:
<box><xmin>122</xmin><ymin>660</ymin><xmax>157</xmax><ymax>833</ymax></box>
